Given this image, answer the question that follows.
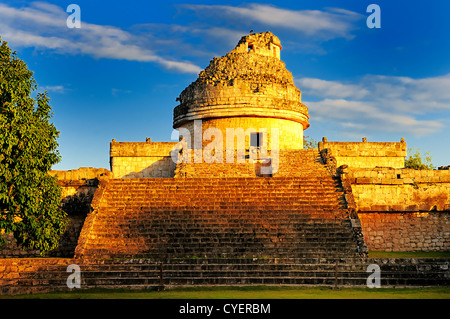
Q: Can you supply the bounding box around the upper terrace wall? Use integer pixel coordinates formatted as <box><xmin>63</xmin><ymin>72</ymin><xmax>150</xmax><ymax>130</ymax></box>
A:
<box><xmin>340</xmin><ymin>166</ymin><xmax>450</xmax><ymax>252</ymax></box>
<box><xmin>343</xmin><ymin>167</ymin><xmax>450</xmax><ymax>212</ymax></box>
<box><xmin>318</xmin><ymin>138</ymin><xmax>407</xmax><ymax>169</ymax></box>
<box><xmin>110</xmin><ymin>140</ymin><xmax>177</xmax><ymax>178</ymax></box>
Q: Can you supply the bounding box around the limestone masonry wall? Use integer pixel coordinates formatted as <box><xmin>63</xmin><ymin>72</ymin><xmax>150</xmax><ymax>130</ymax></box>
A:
<box><xmin>110</xmin><ymin>140</ymin><xmax>177</xmax><ymax>178</ymax></box>
<box><xmin>358</xmin><ymin>212</ymin><xmax>449</xmax><ymax>251</ymax></box>
<box><xmin>234</xmin><ymin>32</ymin><xmax>282</xmax><ymax>59</ymax></box>
<box><xmin>50</xmin><ymin>167</ymin><xmax>111</xmax><ymax>182</ymax></box>
<box><xmin>178</xmin><ymin>117</ymin><xmax>304</xmax><ymax>151</ymax></box>
<box><xmin>345</xmin><ymin>167</ymin><xmax>450</xmax><ymax>212</ymax></box>
<box><xmin>319</xmin><ymin>138</ymin><xmax>407</xmax><ymax>168</ymax></box>
<box><xmin>341</xmin><ymin>166</ymin><xmax>450</xmax><ymax>252</ymax></box>
<box><xmin>173</xmin><ymin>80</ymin><xmax>309</xmax><ymax>127</ymax></box>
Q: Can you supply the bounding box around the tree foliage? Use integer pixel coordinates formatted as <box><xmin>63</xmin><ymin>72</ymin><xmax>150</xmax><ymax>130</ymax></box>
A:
<box><xmin>0</xmin><ymin>38</ymin><xmax>68</xmax><ymax>254</ymax></box>
<box><xmin>404</xmin><ymin>147</ymin><xmax>434</xmax><ymax>170</ymax></box>
<box><xmin>303</xmin><ymin>135</ymin><xmax>318</xmax><ymax>149</ymax></box>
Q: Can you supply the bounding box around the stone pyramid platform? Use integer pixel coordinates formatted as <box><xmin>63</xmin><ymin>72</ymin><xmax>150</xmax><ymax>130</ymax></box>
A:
<box><xmin>74</xmin><ymin>149</ymin><xmax>364</xmax><ymax>260</ymax></box>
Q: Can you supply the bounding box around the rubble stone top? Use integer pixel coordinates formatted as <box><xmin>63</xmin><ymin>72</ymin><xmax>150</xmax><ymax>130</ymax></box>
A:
<box><xmin>173</xmin><ymin>32</ymin><xmax>309</xmax><ymax>129</ymax></box>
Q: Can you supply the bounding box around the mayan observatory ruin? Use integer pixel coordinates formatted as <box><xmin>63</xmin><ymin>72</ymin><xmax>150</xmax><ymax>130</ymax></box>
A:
<box><xmin>1</xmin><ymin>32</ymin><xmax>449</xmax><ymax>294</ymax></box>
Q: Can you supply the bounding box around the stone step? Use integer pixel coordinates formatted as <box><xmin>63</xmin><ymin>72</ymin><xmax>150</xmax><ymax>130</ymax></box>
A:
<box><xmin>2</xmin><ymin>257</ymin><xmax>448</xmax><ymax>269</ymax></box>
<box><xmin>82</xmin><ymin>246</ymin><xmax>358</xmax><ymax>254</ymax></box>
<box><xmin>2</xmin><ymin>264</ymin><xmax>448</xmax><ymax>295</ymax></box>
<box><xmin>92</xmin><ymin>218</ymin><xmax>352</xmax><ymax>226</ymax></box>
<box><xmin>101</xmin><ymin>191</ymin><xmax>343</xmax><ymax>198</ymax></box>
<box><xmin>2</xmin><ymin>257</ymin><xmax>448</xmax><ymax>294</ymax></box>
<box><xmin>106</xmin><ymin>179</ymin><xmax>339</xmax><ymax>187</ymax></box>
<box><xmin>3</xmin><ymin>267</ymin><xmax>447</xmax><ymax>281</ymax></box>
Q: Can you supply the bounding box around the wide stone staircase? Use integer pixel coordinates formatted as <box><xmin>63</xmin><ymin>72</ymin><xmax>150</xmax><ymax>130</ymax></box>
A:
<box><xmin>74</xmin><ymin>150</ymin><xmax>361</xmax><ymax>260</ymax></box>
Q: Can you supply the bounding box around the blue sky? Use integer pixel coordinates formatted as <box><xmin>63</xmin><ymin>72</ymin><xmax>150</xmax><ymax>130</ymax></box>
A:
<box><xmin>1</xmin><ymin>0</ymin><xmax>449</xmax><ymax>170</ymax></box>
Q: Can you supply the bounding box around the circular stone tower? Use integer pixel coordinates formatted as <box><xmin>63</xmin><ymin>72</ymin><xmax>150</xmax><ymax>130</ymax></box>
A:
<box><xmin>173</xmin><ymin>32</ymin><xmax>309</xmax><ymax>152</ymax></box>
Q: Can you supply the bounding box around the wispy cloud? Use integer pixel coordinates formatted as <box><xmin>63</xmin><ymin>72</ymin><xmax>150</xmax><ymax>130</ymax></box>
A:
<box><xmin>296</xmin><ymin>74</ymin><xmax>450</xmax><ymax>137</ymax></box>
<box><xmin>0</xmin><ymin>2</ymin><xmax>202</xmax><ymax>74</ymax></box>
<box><xmin>0</xmin><ymin>1</ymin><xmax>365</xmax><ymax>75</ymax></box>
<box><xmin>298</xmin><ymin>78</ymin><xmax>369</xmax><ymax>99</ymax></box>
<box><xmin>130</xmin><ymin>23</ymin><xmax>248</xmax><ymax>59</ymax></box>
<box><xmin>179</xmin><ymin>3</ymin><xmax>363</xmax><ymax>40</ymax></box>
<box><xmin>40</xmin><ymin>85</ymin><xmax>69</xmax><ymax>94</ymax></box>
<box><xmin>111</xmin><ymin>88</ymin><xmax>132</xmax><ymax>97</ymax></box>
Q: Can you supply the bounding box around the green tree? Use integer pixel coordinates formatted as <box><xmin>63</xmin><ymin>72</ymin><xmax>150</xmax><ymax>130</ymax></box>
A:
<box><xmin>0</xmin><ymin>38</ymin><xmax>68</xmax><ymax>255</ymax></box>
<box><xmin>303</xmin><ymin>135</ymin><xmax>318</xmax><ymax>149</ymax></box>
<box><xmin>404</xmin><ymin>147</ymin><xmax>434</xmax><ymax>170</ymax></box>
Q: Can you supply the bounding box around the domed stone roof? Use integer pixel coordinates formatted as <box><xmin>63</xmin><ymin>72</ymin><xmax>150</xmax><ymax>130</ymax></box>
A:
<box><xmin>173</xmin><ymin>32</ymin><xmax>309</xmax><ymax>130</ymax></box>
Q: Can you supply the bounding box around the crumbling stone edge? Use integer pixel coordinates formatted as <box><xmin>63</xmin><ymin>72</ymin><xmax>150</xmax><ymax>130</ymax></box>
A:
<box><xmin>338</xmin><ymin>164</ymin><xmax>369</xmax><ymax>258</ymax></box>
<box><xmin>73</xmin><ymin>179</ymin><xmax>109</xmax><ymax>258</ymax></box>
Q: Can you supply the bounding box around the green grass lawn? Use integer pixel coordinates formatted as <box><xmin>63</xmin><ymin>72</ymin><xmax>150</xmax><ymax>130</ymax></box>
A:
<box><xmin>4</xmin><ymin>286</ymin><xmax>450</xmax><ymax>299</ymax></box>
<box><xmin>368</xmin><ymin>251</ymin><xmax>450</xmax><ymax>258</ymax></box>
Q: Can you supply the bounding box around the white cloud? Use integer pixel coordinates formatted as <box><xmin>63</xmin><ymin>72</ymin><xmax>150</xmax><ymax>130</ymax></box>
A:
<box><xmin>297</xmin><ymin>74</ymin><xmax>450</xmax><ymax>137</ymax></box>
<box><xmin>0</xmin><ymin>2</ymin><xmax>365</xmax><ymax>75</ymax></box>
<box><xmin>362</xmin><ymin>74</ymin><xmax>450</xmax><ymax>113</ymax></box>
<box><xmin>308</xmin><ymin>99</ymin><xmax>443</xmax><ymax>137</ymax></box>
<box><xmin>111</xmin><ymin>88</ymin><xmax>132</xmax><ymax>97</ymax></box>
<box><xmin>131</xmin><ymin>23</ymin><xmax>249</xmax><ymax>59</ymax></box>
<box><xmin>297</xmin><ymin>78</ymin><xmax>369</xmax><ymax>99</ymax></box>
<box><xmin>0</xmin><ymin>2</ymin><xmax>202</xmax><ymax>74</ymax></box>
<box><xmin>40</xmin><ymin>85</ymin><xmax>69</xmax><ymax>93</ymax></box>
<box><xmin>179</xmin><ymin>3</ymin><xmax>363</xmax><ymax>40</ymax></box>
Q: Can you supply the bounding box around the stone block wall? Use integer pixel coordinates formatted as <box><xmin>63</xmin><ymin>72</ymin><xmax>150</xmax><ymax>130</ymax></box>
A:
<box><xmin>50</xmin><ymin>167</ymin><xmax>111</xmax><ymax>182</ymax></box>
<box><xmin>341</xmin><ymin>166</ymin><xmax>450</xmax><ymax>252</ymax></box>
<box><xmin>110</xmin><ymin>140</ymin><xmax>178</xmax><ymax>178</ymax></box>
<box><xmin>358</xmin><ymin>212</ymin><xmax>449</xmax><ymax>251</ymax></box>
<box><xmin>0</xmin><ymin>233</ymin><xmax>40</xmax><ymax>258</ymax></box>
<box><xmin>234</xmin><ymin>32</ymin><xmax>282</xmax><ymax>59</ymax></box>
<box><xmin>173</xmin><ymin>80</ymin><xmax>308</xmax><ymax>128</ymax></box>
<box><xmin>319</xmin><ymin>138</ymin><xmax>407</xmax><ymax>168</ymax></box>
<box><xmin>346</xmin><ymin>167</ymin><xmax>450</xmax><ymax>212</ymax></box>
<box><xmin>177</xmin><ymin>117</ymin><xmax>304</xmax><ymax>151</ymax></box>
